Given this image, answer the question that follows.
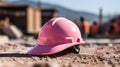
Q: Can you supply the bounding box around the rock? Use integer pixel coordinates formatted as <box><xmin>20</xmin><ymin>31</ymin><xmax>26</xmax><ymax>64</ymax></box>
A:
<box><xmin>0</xmin><ymin>35</ymin><xmax>9</xmax><ymax>44</ymax></box>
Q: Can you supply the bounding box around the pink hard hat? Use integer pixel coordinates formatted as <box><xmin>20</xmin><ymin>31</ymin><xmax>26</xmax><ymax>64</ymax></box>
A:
<box><xmin>27</xmin><ymin>17</ymin><xmax>85</xmax><ymax>55</ymax></box>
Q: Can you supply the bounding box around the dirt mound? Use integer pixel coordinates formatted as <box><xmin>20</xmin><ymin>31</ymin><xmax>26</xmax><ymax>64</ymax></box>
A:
<box><xmin>0</xmin><ymin>44</ymin><xmax>120</xmax><ymax>67</ymax></box>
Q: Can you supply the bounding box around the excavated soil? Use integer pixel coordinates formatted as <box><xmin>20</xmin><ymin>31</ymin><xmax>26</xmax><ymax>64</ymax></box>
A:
<box><xmin>0</xmin><ymin>43</ymin><xmax>120</xmax><ymax>67</ymax></box>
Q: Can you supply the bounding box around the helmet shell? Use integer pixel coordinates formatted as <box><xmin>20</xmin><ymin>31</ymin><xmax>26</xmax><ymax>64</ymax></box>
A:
<box><xmin>37</xmin><ymin>17</ymin><xmax>83</xmax><ymax>45</ymax></box>
<box><xmin>28</xmin><ymin>17</ymin><xmax>85</xmax><ymax>55</ymax></box>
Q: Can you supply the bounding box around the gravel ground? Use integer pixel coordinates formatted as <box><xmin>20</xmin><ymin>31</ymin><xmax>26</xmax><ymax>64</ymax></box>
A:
<box><xmin>0</xmin><ymin>44</ymin><xmax>120</xmax><ymax>67</ymax></box>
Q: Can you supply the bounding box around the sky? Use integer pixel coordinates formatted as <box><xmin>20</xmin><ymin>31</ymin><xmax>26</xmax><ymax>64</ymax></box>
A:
<box><xmin>40</xmin><ymin>0</ymin><xmax>120</xmax><ymax>15</ymax></box>
<box><xmin>10</xmin><ymin>0</ymin><xmax>120</xmax><ymax>15</ymax></box>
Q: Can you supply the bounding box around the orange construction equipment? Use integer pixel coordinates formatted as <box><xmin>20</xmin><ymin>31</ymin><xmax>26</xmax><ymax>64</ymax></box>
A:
<box><xmin>112</xmin><ymin>23</ymin><xmax>119</xmax><ymax>34</ymax></box>
<box><xmin>82</xmin><ymin>21</ymin><xmax>90</xmax><ymax>33</ymax></box>
<box><xmin>91</xmin><ymin>25</ymin><xmax>99</xmax><ymax>35</ymax></box>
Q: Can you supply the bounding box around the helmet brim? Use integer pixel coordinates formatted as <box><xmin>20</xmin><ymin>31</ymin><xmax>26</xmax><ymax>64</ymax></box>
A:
<box><xmin>27</xmin><ymin>41</ymin><xmax>85</xmax><ymax>55</ymax></box>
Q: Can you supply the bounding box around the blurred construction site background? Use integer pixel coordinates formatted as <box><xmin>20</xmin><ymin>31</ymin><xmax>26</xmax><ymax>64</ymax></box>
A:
<box><xmin>0</xmin><ymin>0</ymin><xmax>120</xmax><ymax>43</ymax></box>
